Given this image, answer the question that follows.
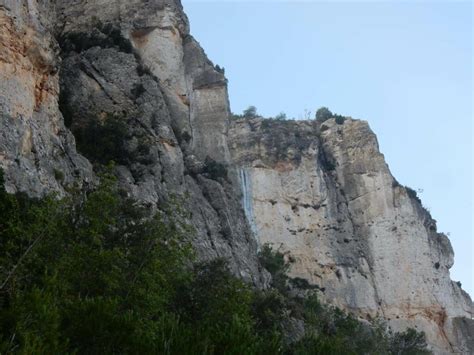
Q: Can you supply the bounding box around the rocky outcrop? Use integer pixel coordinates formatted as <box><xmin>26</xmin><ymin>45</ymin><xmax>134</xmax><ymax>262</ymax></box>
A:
<box><xmin>0</xmin><ymin>0</ymin><xmax>264</xmax><ymax>285</ymax></box>
<box><xmin>57</xmin><ymin>0</ymin><xmax>266</xmax><ymax>285</ymax></box>
<box><xmin>0</xmin><ymin>1</ymin><xmax>472</xmax><ymax>353</ymax></box>
<box><xmin>229</xmin><ymin>117</ymin><xmax>473</xmax><ymax>353</ymax></box>
<box><xmin>0</xmin><ymin>0</ymin><xmax>93</xmax><ymax>195</ymax></box>
<box><xmin>56</xmin><ymin>0</ymin><xmax>230</xmax><ymax>163</ymax></box>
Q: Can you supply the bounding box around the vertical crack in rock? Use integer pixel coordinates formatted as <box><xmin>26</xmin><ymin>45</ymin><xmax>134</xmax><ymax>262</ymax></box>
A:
<box><xmin>229</xmin><ymin>117</ymin><xmax>473</xmax><ymax>354</ymax></box>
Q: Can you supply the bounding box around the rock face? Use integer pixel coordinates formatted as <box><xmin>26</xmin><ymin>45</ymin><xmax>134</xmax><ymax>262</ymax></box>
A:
<box><xmin>229</xmin><ymin>117</ymin><xmax>473</xmax><ymax>354</ymax></box>
<box><xmin>0</xmin><ymin>0</ymin><xmax>93</xmax><ymax>195</ymax></box>
<box><xmin>0</xmin><ymin>0</ymin><xmax>264</xmax><ymax>286</ymax></box>
<box><xmin>0</xmin><ymin>1</ymin><xmax>472</xmax><ymax>353</ymax></box>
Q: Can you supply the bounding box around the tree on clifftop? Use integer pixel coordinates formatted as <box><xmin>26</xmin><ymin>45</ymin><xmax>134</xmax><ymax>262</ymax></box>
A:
<box><xmin>315</xmin><ymin>107</ymin><xmax>333</xmax><ymax>122</ymax></box>
<box><xmin>243</xmin><ymin>106</ymin><xmax>258</xmax><ymax>118</ymax></box>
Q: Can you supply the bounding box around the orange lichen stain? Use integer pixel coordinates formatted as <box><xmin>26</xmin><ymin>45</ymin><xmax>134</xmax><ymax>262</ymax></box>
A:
<box><xmin>34</xmin><ymin>74</ymin><xmax>48</xmax><ymax>111</ymax></box>
<box><xmin>422</xmin><ymin>307</ymin><xmax>447</xmax><ymax>328</ymax></box>
<box><xmin>161</xmin><ymin>140</ymin><xmax>176</xmax><ymax>151</ymax></box>
<box><xmin>274</xmin><ymin>161</ymin><xmax>294</xmax><ymax>173</ymax></box>
<box><xmin>1</xmin><ymin>10</ymin><xmax>56</xmax><ymax>113</ymax></box>
<box><xmin>130</xmin><ymin>28</ymin><xmax>154</xmax><ymax>48</ymax></box>
<box><xmin>178</xmin><ymin>93</ymin><xmax>189</xmax><ymax>106</ymax></box>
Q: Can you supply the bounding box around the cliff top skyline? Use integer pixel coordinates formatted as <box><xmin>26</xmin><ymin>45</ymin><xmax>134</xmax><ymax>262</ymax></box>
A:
<box><xmin>183</xmin><ymin>0</ymin><xmax>473</xmax><ymax>297</ymax></box>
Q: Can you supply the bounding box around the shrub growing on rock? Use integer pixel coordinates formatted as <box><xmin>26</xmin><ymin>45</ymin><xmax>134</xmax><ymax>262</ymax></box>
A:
<box><xmin>243</xmin><ymin>106</ymin><xmax>258</xmax><ymax>118</ymax></box>
<box><xmin>316</xmin><ymin>107</ymin><xmax>333</xmax><ymax>122</ymax></box>
<box><xmin>335</xmin><ymin>115</ymin><xmax>345</xmax><ymax>125</ymax></box>
<box><xmin>316</xmin><ymin>107</ymin><xmax>346</xmax><ymax>124</ymax></box>
<box><xmin>73</xmin><ymin>113</ymin><xmax>129</xmax><ymax>165</ymax></box>
<box><xmin>275</xmin><ymin>112</ymin><xmax>287</xmax><ymax>120</ymax></box>
<box><xmin>203</xmin><ymin>156</ymin><xmax>229</xmax><ymax>181</ymax></box>
<box><xmin>0</xmin><ymin>169</ymin><xmax>432</xmax><ymax>354</ymax></box>
<box><xmin>405</xmin><ymin>186</ymin><xmax>422</xmax><ymax>204</ymax></box>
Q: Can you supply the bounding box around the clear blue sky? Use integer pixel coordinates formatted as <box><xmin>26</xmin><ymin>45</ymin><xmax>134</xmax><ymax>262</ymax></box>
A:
<box><xmin>182</xmin><ymin>0</ymin><xmax>473</xmax><ymax>297</ymax></box>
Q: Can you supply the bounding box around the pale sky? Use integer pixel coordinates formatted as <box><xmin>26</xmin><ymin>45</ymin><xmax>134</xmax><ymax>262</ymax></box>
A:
<box><xmin>182</xmin><ymin>0</ymin><xmax>473</xmax><ymax>297</ymax></box>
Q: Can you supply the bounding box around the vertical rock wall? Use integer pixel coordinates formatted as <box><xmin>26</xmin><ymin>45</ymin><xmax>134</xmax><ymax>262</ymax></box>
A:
<box><xmin>55</xmin><ymin>0</ymin><xmax>264</xmax><ymax>284</ymax></box>
<box><xmin>0</xmin><ymin>0</ymin><xmax>264</xmax><ymax>285</ymax></box>
<box><xmin>0</xmin><ymin>1</ymin><xmax>471</xmax><ymax>352</ymax></box>
<box><xmin>0</xmin><ymin>0</ymin><xmax>93</xmax><ymax>195</ymax></box>
<box><xmin>229</xmin><ymin>117</ymin><xmax>473</xmax><ymax>353</ymax></box>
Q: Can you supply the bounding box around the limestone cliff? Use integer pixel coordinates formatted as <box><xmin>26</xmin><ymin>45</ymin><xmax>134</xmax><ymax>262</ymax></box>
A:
<box><xmin>0</xmin><ymin>0</ymin><xmax>264</xmax><ymax>286</ymax></box>
<box><xmin>229</xmin><ymin>117</ymin><xmax>473</xmax><ymax>353</ymax></box>
<box><xmin>0</xmin><ymin>0</ymin><xmax>93</xmax><ymax>195</ymax></box>
<box><xmin>0</xmin><ymin>1</ymin><xmax>472</xmax><ymax>353</ymax></box>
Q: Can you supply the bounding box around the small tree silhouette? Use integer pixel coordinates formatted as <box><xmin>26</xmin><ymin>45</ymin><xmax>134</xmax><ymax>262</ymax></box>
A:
<box><xmin>315</xmin><ymin>107</ymin><xmax>333</xmax><ymax>122</ymax></box>
<box><xmin>275</xmin><ymin>112</ymin><xmax>287</xmax><ymax>120</ymax></box>
<box><xmin>243</xmin><ymin>106</ymin><xmax>258</xmax><ymax>118</ymax></box>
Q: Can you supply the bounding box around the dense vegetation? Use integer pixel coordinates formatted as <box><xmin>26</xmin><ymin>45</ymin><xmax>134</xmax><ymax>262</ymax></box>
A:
<box><xmin>315</xmin><ymin>107</ymin><xmax>346</xmax><ymax>124</ymax></box>
<box><xmin>73</xmin><ymin>114</ymin><xmax>130</xmax><ymax>165</ymax></box>
<box><xmin>0</xmin><ymin>169</ymin><xmax>430</xmax><ymax>354</ymax></box>
<box><xmin>233</xmin><ymin>106</ymin><xmax>347</xmax><ymax>124</ymax></box>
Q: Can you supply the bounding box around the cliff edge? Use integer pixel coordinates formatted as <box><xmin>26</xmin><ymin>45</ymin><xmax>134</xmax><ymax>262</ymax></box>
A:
<box><xmin>0</xmin><ymin>1</ymin><xmax>472</xmax><ymax>353</ymax></box>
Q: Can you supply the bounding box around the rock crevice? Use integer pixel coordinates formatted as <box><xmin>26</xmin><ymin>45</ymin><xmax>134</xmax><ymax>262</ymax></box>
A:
<box><xmin>229</xmin><ymin>117</ymin><xmax>473</xmax><ymax>353</ymax></box>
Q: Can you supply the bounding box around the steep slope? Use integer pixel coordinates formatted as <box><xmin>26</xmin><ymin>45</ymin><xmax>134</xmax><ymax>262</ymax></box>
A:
<box><xmin>0</xmin><ymin>0</ymin><xmax>93</xmax><ymax>195</ymax></box>
<box><xmin>0</xmin><ymin>1</ymin><xmax>472</xmax><ymax>353</ymax></box>
<box><xmin>0</xmin><ymin>0</ymin><xmax>264</xmax><ymax>285</ymax></box>
<box><xmin>229</xmin><ymin>117</ymin><xmax>473</xmax><ymax>353</ymax></box>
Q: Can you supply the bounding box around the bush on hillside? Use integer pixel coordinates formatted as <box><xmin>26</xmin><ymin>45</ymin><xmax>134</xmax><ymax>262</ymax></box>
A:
<box><xmin>405</xmin><ymin>186</ymin><xmax>422</xmax><ymax>204</ymax></box>
<box><xmin>0</xmin><ymin>169</ymin><xmax>431</xmax><ymax>354</ymax></box>
<box><xmin>73</xmin><ymin>113</ymin><xmax>129</xmax><ymax>165</ymax></box>
<box><xmin>316</xmin><ymin>107</ymin><xmax>346</xmax><ymax>124</ymax></box>
<box><xmin>203</xmin><ymin>156</ymin><xmax>228</xmax><ymax>181</ymax></box>
<box><xmin>243</xmin><ymin>106</ymin><xmax>258</xmax><ymax>118</ymax></box>
<box><xmin>315</xmin><ymin>107</ymin><xmax>333</xmax><ymax>122</ymax></box>
<box><xmin>275</xmin><ymin>112</ymin><xmax>287</xmax><ymax>120</ymax></box>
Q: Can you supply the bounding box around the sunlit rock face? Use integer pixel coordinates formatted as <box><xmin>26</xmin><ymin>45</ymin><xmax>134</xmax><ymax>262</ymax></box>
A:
<box><xmin>0</xmin><ymin>1</ymin><xmax>93</xmax><ymax>195</ymax></box>
<box><xmin>229</xmin><ymin>117</ymin><xmax>473</xmax><ymax>354</ymax></box>
<box><xmin>56</xmin><ymin>0</ymin><xmax>230</xmax><ymax>163</ymax></box>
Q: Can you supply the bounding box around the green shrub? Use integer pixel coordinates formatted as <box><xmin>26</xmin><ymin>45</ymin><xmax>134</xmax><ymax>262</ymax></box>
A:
<box><xmin>203</xmin><ymin>156</ymin><xmax>228</xmax><ymax>181</ymax></box>
<box><xmin>316</xmin><ymin>107</ymin><xmax>346</xmax><ymax>124</ymax></box>
<box><xmin>389</xmin><ymin>328</ymin><xmax>431</xmax><ymax>355</ymax></box>
<box><xmin>335</xmin><ymin>115</ymin><xmax>345</xmax><ymax>125</ymax></box>
<box><xmin>0</xmin><ymin>168</ymin><xmax>432</xmax><ymax>354</ymax></box>
<box><xmin>0</xmin><ymin>169</ymin><xmax>191</xmax><ymax>353</ymax></box>
<box><xmin>175</xmin><ymin>259</ymin><xmax>253</xmax><ymax>326</ymax></box>
<box><xmin>290</xmin><ymin>277</ymin><xmax>318</xmax><ymax>290</ymax></box>
<box><xmin>259</xmin><ymin>244</ymin><xmax>289</xmax><ymax>293</ymax></box>
<box><xmin>73</xmin><ymin>113</ymin><xmax>129</xmax><ymax>165</ymax></box>
<box><xmin>405</xmin><ymin>186</ymin><xmax>422</xmax><ymax>204</ymax></box>
<box><xmin>319</xmin><ymin>150</ymin><xmax>336</xmax><ymax>171</ymax></box>
<box><xmin>215</xmin><ymin>64</ymin><xmax>225</xmax><ymax>74</ymax></box>
<box><xmin>316</xmin><ymin>107</ymin><xmax>333</xmax><ymax>122</ymax></box>
<box><xmin>59</xmin><ymin>23</ymin><xmax>133</xmax><ymax>54</ymax></box>
<box><xmin>243</xmin><ymin>106</ymin><xmax>258</xmax><ymax>118</ymax></box>
<box><xmin>275</xmin><ymin>112</ymin><xmax>287</xmax><ymax>120</ymax></box>
<box><xmin>53</xmin><ymin>169</ymin><xmax>65</xmax><ymax>182</ymax></box>
<box><xmin>293</xmin><ymin>294</ymin><xmax>430</xmax><ymax>355</ymax></box>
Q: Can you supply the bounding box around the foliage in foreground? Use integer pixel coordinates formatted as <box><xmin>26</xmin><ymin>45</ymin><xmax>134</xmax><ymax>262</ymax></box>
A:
<box><xmin>0</xmin><ymin>169</ymin><xmax>430</xmax><ymax>354</ymax></box>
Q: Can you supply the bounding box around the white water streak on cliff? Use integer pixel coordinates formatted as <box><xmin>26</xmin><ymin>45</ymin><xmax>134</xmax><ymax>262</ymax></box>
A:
<box><xmin>239</xmin><ymin>168</ymin><xmax>259</xmax><ymax>246</ymax></box>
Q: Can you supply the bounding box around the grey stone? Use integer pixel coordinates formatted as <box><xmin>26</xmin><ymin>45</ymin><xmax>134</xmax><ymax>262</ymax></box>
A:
<box><xmin>229</xmin><ymin>117</ymin><xmax>473</xmax><ymax>354</ymax></box>
<box><xmin>0</xmin><ymin>2</ymin><xmax>471</xmax><ymax>352</ymax></box>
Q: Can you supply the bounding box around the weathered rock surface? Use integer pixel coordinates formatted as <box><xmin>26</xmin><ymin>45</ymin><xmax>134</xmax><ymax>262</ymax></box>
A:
<box><xmin>1</xmin><ymin>0</ymin><xmax>264</xmax><ymax>285</ymax></box>
<box><xmin>229</xmin><ymin>117</ymin><xmax>473</xmax><ymax>354</ymax></box>
<box><xmin>0</xmin><ymin>0</ymin><xmax>93</xmax><ymax>195</ymax></box>
<box><xmin>0</xmin><ymin>1</ymin><xmax>472</xmax><ymax>353</ymax></box>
